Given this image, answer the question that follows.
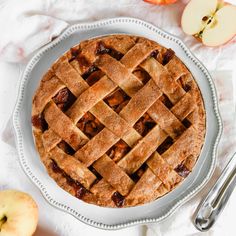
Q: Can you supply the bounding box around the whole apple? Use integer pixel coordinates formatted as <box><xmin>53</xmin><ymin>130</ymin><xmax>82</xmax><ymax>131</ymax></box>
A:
<box><xmin>0</xmin><ymin>190</ymin><xmax>38</xmax><ymax>236</ymax></box>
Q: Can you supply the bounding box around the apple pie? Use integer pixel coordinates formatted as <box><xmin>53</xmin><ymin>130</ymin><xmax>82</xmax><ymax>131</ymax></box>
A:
<box><xmin>32</xmin><ymin>35</ymin><xmax>206</xmax><ymax>207</ymax></box>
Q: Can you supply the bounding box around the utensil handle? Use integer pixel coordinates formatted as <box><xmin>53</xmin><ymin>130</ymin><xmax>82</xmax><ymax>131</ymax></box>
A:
<box><xmin>194</xmin><ymin>152</ymin><xmax>236</xmax><ymax>231</ymax></box>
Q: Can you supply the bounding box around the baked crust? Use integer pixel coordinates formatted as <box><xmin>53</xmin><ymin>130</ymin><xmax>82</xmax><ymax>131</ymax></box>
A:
<box><xmin>32</xmin><ymin>35</ymin><xmax>206</xmax><ymax>207</ymax></box>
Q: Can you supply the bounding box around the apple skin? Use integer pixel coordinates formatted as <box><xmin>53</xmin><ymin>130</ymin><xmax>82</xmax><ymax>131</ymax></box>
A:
<box><xmin>143</xmin><ymin>0</ymin><xmax>178</xmax><ymax>5</ymax></box>
<box><xmin>0</xmin><ymin>190</ymin><xmax>38</xmax><ymax>236</ymax></box>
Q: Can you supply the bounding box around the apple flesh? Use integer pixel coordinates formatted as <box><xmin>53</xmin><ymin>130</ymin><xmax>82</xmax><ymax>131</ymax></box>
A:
<box><xmin>143</xmin><ymin>0</ymin><xmax>178</xmax><ymax>5</ymax></box>
<box><xmin>0</xmin><ymin>190</ymin><xmax>38</xmax><ymax>236</ymax></box>
<box><xmin>181</xmin><ymin>0</ymin><xmax>236</xmax><ymax>46</ymax></box>
<box><xmin>202</xmin><ymin>5</ymin><xmax>236</xmax><ymax>46</ymax></box>
<box><xmin>181</xmin><ymin>0</ymin><xmax>218</xmax><ymax>35</ymax></box>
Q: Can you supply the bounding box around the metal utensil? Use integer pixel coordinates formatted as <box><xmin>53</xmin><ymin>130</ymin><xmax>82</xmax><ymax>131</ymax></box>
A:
<box><xmin>194</xmin><ymin>152</ymin><xmax>236</xmax><ymax>231</ymax></box>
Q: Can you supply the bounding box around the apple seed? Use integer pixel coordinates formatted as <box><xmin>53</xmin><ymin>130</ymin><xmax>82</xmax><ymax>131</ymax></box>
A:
<box><xmin>202</xmin><ymin>16</ymin><xmax>208</xmax><ymax>21</ymax></box>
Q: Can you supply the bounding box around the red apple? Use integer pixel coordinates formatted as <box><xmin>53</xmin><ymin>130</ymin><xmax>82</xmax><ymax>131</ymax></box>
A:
<box><xmin>143</xmin><ymin>0</ymin><xmax>178</xmax><ymax>5</ymax></box>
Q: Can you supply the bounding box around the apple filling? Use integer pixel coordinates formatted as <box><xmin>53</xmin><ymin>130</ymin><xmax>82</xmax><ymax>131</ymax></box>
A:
<box><xmin>57</xmin><ymin>141</ymin><xmax>75</xmax><ymax>155</ymax></box>
<box><xmin>133</xmin><ymin>68</ymin><xmax>151</xmax><ymax>84</ymax></box>
<box><xmin>174</xmin><ymin>162</ymin><xmax>190</xmax><ymax>177</ymax></box>
<box><xmin>96</xmin><ymin>41</ymin><xmax>124</xmax><ymax>60</ymax></box>
<box><xmin>130</xmin><ymin>163</ymin><xmax>148</xmax><ymax>182</ymax></box>
<box><xmin>32</xmin><ymin>88</ymin><xmax>76</xmax><ymax>132</ymax></box>
<box><xmin>162</xmin><ymin>48</ymin><xmax>175</xmax><ymax>65</ymax></box>
<box><xmin>52</xmin><ymin>87</ymin><xmax>76</xmax><ymax>111</ymax></box>
<box><xmin>104</xmin><ymin>88</ymin><xmax>130</xmax><ymax>113</ymax></box>
<box><xmin>77</xmin><ymin>112</ymin><xmax>104</xmax><ymax>139</ymax></box>
<box><xmin>106</xmin><ymin>140</ymin><xmax>130</xmax><ymax>163</ymax></box>
<box><xmin>31</xmin><ymin>114</ymin><xmax>48</xmax><ymax>131</ymax></box>
<box><xmin>134</xmin><ymin>113</ymin><xmax>156</xmax><ymax>136</ymax></box>
<box><xmin>157</xmin><ymin>137</ymin><xmax>174</xmax><ymax>154</ymax></box>
<box><xmin>111</xmin><ymin>191</ymin><xmax>125</xmax><ymax>208</ymax></box>
<box><xmin>50</xmin><ymin>160</ymin><xmax>89</xmax><ymax>199</ymax></box>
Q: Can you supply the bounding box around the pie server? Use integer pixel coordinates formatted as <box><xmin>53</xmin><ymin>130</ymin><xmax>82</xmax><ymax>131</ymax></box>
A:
<box><xmin>194</xmin><ymin>152</ymin><xmax>236</xmax><ymax>231</ymax></box>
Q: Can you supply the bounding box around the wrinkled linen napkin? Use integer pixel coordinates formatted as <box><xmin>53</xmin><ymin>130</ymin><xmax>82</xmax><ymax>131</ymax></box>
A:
<box><xmin>0</xmin><ymin>0</ymin><xmax>236</xmax><ymax>66</ymax></box>
<box><xmin>1</xmin><ymin>0</ymin><xmax>236</xmax><ymax>235</ymax></box>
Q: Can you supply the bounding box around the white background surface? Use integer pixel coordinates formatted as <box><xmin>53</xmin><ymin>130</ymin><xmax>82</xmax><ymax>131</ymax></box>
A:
<box><xmin>0</xmin><ymin>0</ymin><xmax>236</xmax><ymax>235</ymax></box>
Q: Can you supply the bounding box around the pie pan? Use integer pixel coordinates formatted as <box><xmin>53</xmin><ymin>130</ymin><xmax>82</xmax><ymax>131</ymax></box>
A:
<box><xmin>12</xmin><ymin>17</ymin><xmax>222</xmax><ymax>229</ymax></box>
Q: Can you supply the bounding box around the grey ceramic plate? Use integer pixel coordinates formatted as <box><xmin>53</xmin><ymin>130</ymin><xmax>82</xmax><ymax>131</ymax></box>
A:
<box><xmin>12</xmin><ymin>17</ymin><xmax>222</xmax><ymax>230</ymax></box>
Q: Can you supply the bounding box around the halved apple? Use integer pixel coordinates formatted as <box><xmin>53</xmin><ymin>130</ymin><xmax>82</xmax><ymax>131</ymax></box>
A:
<box><xmin>181</xmin><ymin>0</ymin><xmax>236</xmax><ymax>46</ymax></box>
<box><xmin>143</xmin><ymin>0</ymin><xmax>178</xmax><ymax>5</ymax></box>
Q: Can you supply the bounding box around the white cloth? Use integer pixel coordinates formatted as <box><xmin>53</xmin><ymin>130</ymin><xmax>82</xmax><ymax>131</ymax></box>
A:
<box><xmin>0</xmin><ymin>0</ymin><xmax>236</xmax><ymax>235</ymax></box>
<box><xmin>1</xmin><ymin>0</ymin><xmax>236</xmax><ymax>68</ymax></box>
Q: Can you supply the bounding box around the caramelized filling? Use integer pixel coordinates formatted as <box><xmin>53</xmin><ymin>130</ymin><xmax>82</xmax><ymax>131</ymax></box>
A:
<box><xmin>174</xmin><ymin>163</ymin><xmax>190</xmax><ymax>177</ymax></box>
<box><xmin>130</xmin><ymin>163</ymin><xmax>148</xmax><ymax>182</ymax></box>
<box><xmin>85</xmin><ymin>70</ymin><xmax>105</xmax><ymax>86</ymax></box>
<box><xmin>182</xmin><ymin>118</ymin><xmax>192</xmax><ymax>128</ymax></box>
<box><xmin>177</xmin><ymin>76</ymin><xmax>192</xmax><ymax>92</ymax></box>
<box><xmin>157</xmin><ymin>137</ymin><xmax>174</xmax><ymax>154</ymax></box>
<box><xmin>96</xmin><ymin>41</ymin><xmax>123</xmax><ymax>60</ymax></box>
<box><xmin>162</xmin><ymin>48</ymin><xmax>175</xmax><ymax>65</ymax></box>
<box><xmin>183</xmin><ymin>84</ymin><xmax>192</xmax><ymax>92</ymax></box>
<box><xmin>69</xmin><ymin>47</ymin><xmax>94</xmax><ymax>75</ymax></box>
<box><xmin>53</xmin><ymin>88</ymin><xmax>69</xmax><ymax>104</ymax></box>
<box><xmin>150</xmin><ymin>50</ymin><xmax>159</xmax><ymax>59</ymax></box>
<box><xmin>52</xmin><ymin>88</ymin><xmax>76</xmax><ymax>111</ymax></box>
<box><xmin>51</xmin><ymin>159</ymin><xmax>61</xmax><ymax>173</ymax></box>
<box><xmin>111</xmin><ymin>191</ymin><xmax>125</xmax><ymax>207</ymax></box>
<box><xmin>88</xmin><ymin>166</ymin><xmax>102</xmax><ymax>180</ymax></box>
<box><xmin>77</xmin><ymin>112</ymin><xmax>104</xmax><ymax>138</ymax></box>
<box><xmin>82</xmin><ymin>66</ymin><xmax>98</xmax><ymax>80</ymax></box>
<box><xmin>133</xmin><ymin>68</ymin><xmax>151</xmax><ymax>84</ymax></box>
<box><xmin>31</xmin><ymin>114</ymin><xmax>48</xmax><ymax>132</ymax></box>
<box><xmin>134</xmin><ymin>113</ymin><xmax>156</xmax><ymax>136</ymax></box>
<box><xmin>50</xmin><ymin>159</ymin><xmax>88</xmax><ymax>199</ymax></box>
<box><xmin>74</xmin><ymin>182</ymin><xmax>88</xmax><ymax>199</ymax></box>
<box><xmin>69</xmin><ymin>47</ymin><xmax>80</xmax><ymax>62</ymax></box>
<box><xmin>159</xmin><ymin>94</ymin><xmax>173</xmax><ymax>109</ymax></box>
<box><xmin>57</xmin><ymin>141</ymin><xmax>75</xmax><ymax>155</ymax></box>
<box><xmin>77</xmin><ymin>55</ymin><xmax>92</xmax><ymax>73</ymax></box>
<box><xmin>77</xmin><ymin>41</ymin><xmax>124</xmax><ymax>77</ymax></box>
<box><xmin>173</xmin><ymin>126</ymin><xmax>186</xmax><ymax>138</ymax></box>
<box><xmin>104</xmin><ymin>88</ymin><xmax>130</xmax><ymax>113</ymax></box>
<box><xmin>106</xmin><ymin>140</ymin><xmax>130</xmax><ymax>162</ymax></box>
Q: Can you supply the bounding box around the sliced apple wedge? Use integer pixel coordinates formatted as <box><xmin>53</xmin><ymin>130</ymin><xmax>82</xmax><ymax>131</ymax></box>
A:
<box><xmin>181</xmin><ymin>0</ymin><xmax>236</xmax><ymax>47</ymax></box>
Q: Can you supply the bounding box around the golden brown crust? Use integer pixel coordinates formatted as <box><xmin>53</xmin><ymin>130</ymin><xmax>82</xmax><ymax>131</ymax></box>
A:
<box><xmin>32</xmin><ymin>34</ymin><xmax>206</xmax><ymax>208</ymax></box>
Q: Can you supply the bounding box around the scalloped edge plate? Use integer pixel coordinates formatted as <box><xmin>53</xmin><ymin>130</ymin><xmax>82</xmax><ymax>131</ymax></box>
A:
<box><xmin>12</xmin><ymin>17</ymin><xmax>222</xmax><ymax>230</ymax></box>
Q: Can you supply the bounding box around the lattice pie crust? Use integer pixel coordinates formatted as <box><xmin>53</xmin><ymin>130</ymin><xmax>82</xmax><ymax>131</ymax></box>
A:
<box><xmin>32</xmin><ymin>35</ymin><xmax>205</xmax><ymax>207</ymax></box>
